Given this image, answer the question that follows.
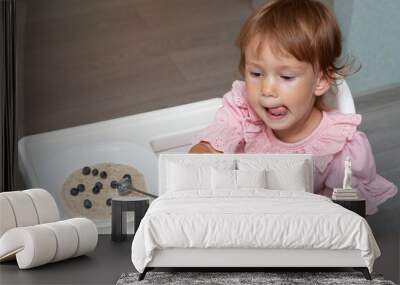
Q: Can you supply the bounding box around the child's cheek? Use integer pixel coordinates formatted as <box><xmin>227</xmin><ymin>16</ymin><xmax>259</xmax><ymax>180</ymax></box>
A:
<box><xmin>246</xmin><ymin>84</ymin><xmax>261</xmax><ymax>100</ymax></box>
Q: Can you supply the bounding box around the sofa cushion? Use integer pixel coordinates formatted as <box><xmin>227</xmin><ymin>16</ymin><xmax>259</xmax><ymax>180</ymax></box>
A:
<box><xmin>0</xmin><ymin>217</ymin><xmax>97</xmax><ymax>269</ymax></box>
<box><xmin>211</xmin><ymin>168</ymin><xmax>236</xmax><ymax>190</ymax></box>
<box><xmin>236</xmin><ymin>169</ymin><xmax>268</xmax><ymax>189</ymax></box>
<box><xmin>211</xmin><ymin>168</ymin><xmax>268</xmax><ymax>191</ymax></box>
<box><xmin>166</xmin><ymin>162</ymin><xmax>212</xmax><ymax>192</ymax></box>
<box><xmin>0</xmin><ymin>196</ymin><xmax>17</xmax><ymax>237</ymax></box>
<box><xmin>0</xmin><ymin>191</ymin><xmax>39</xmax><ymax>228</ymax></box>
<box><xmin>238</xmin><ymin>158</ymin><xmax>310</xmax><ymax>192</ymax></box>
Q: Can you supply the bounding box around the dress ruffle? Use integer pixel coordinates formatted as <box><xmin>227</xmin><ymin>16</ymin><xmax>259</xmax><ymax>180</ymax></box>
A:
<box><xmin>191</xmin><ymin>81</ymin><xmax>248</xmax><ymax>153</ymax></box>
<box><xmin>192</xmin><ymin>80</ymin><xmax>397</xmax><ymax>215</ymax></box>
<box><xmin>230</xmin><ymin>80</ymin><xmax>262</xmax><ymax>123</ymax></box>
<box><xmin>193</xmin><ymin>122</ymin><xmax>245</xmax><ymax>153</ymax></box>
<box><xmin>194</xmin><ymin>80</ymin><xmax>362</xmax><ymax>173</ymax></box>
<box><xmin>230</xmin><ymin>81</ymin><xmax>363</xmax><ymax>173</ymax></box>
<box><xmin>264</xmin><ymin>111</ymin><xmax>361</xmax><ymax>173</ymax></box>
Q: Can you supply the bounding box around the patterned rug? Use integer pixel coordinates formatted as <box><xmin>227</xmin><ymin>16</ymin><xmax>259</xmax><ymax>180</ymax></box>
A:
<box><xmin>116</xmin><ymin>271</ymin><xmax>396</xmax><ymax>285</ymax></box>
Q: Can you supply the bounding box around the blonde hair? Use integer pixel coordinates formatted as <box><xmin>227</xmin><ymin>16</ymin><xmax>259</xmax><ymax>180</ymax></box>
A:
<box><xmin>235</xmin><ymin>0</ymin><xmax>360</xmax><ymax>110</ymax></box>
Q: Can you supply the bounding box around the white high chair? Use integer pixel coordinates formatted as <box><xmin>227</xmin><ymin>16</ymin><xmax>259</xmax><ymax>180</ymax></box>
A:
<box><xmin>327</xmin><ymin>79</ymin><xmax>356</xmax><ymax>114</ymax></box>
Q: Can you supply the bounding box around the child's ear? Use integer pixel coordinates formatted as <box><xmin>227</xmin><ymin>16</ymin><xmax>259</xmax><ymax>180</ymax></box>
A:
<box><xmin>314</xmin><ymin>71</ymin><xmax>332</xmax><ymax>97</ymax></box>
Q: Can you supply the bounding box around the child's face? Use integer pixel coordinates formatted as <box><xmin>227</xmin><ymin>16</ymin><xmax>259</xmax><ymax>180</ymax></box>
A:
<box><xmin>244</xmin><ymin>36</ymin><xmax>330</xmax><ymax>141</ymax></box>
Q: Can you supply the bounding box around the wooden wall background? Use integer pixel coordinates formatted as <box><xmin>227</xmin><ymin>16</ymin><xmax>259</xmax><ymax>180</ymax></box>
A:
<box><xmin>16</xmin><ymin>0</ymin><xmax>249</xmax><ymax>137</ymax></box>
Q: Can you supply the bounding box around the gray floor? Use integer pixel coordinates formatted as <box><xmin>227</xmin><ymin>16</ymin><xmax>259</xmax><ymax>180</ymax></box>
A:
<box><xmin>0</xmin><ymin>235</ymin><xmax>134</xmax><ymax>285</ymax></box>
<box><xmin>357</xmin><ymin>89</ymin><xmax>400</xmax><ymax>284</ymax></box>
<box><xmin>0</xmin><ymin>235</ymin><xmax>376</xmax><ymax>285</ymax></box>
<box><xmin>12</xmin><ymin>0</ymin><xmax>400</xmax><ymax>284</ymax></box>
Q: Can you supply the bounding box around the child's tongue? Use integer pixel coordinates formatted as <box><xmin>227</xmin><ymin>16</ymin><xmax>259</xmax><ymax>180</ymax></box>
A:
<box><xmin>267</xmin><ymin>106</ymin><xmax>288</xmax><ymax>115</ymax></box>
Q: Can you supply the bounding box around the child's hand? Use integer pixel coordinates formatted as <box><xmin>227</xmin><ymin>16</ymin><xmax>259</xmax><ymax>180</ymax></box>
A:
<box><xmin>189</xmin><ymin>142</ymin><xmax>223</xmax><ymax>154</ymax></box>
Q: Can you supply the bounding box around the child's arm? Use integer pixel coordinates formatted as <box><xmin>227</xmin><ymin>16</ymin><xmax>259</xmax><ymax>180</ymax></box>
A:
<box><xmin>323</xmin><ymin>131</ymin><xmax>397</xmax><ymax>215</ymax></box>
<box><xmin>189</xmin><ymin>141</ymin><xmax>223</xmax><ymax>154</ymax></box>
<box><xmin>190</xmin><ymin>81</ymin><xmax>248</xmax><ymax>154</ymax></box>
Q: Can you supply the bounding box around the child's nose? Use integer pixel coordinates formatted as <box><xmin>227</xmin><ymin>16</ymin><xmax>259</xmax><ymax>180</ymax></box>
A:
<box><xmin>261</xmin><ymin>78</ymin><xmax>278</xmax><ymax>98</ymax></box>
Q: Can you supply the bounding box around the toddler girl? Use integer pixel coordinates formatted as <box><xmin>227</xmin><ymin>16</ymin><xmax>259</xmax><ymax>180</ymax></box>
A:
<box><xmin>190</xmin><ymin>0</ymin><xmax>397</xmax><ymax>215</ymax></box>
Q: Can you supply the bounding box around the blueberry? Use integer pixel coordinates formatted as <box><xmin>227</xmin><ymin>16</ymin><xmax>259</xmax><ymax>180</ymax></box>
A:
<box><xmin>82</xmin><ymin>166</ymin><xmax>91</xmax><ymax>175</ymax></box>
<box><xmin>77</xmin><ymin>184</ymin><xmax>85</xmax><ymax>192</ymax></box>
<box><xmin>92</xmin><ymin>186</ymin><xmax>100</xmax><ymax>194</ymax></box>
<box><xmin>95</xmin><ymin>181</ymin><xmax>103</xmax><ymax>189</ymax></box>
<box><xmin>100</xmin><ymin>171</ymin><xmax>107</xmax><ymax>179</ymax></box>
<box><xmin>83</xmin><ymin>199</ymin><xmax>92</xmax><ymax>209</ymax></box>
<box><xmin>106</xmin><ymin>198</ymin><xmax>112</xmax><ymax>206</ymax></box>
<box><xmin>123</xmin><ymin>174</ymin><xmax>131</xmax><ymax>181</ymax></box>
<box><xmin>92</xmin><ymin>168</ymin><xmax>99</xmax><ymax>176</ymax></box>
<box><xmin>70</xmin><ymin>187</ymin><xmax>79</xmax><ymax>196</ymax></box>
<box><xmin>110</xmin><ymin>180</ymin><xmax>118</xmax><ymax>189</ymax></box>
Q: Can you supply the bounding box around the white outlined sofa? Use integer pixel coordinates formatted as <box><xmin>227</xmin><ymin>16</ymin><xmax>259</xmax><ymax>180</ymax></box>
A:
<box><xmin>0</xmin><ymin>188</ymin><xmax>98</xmax><ymax>269</ymax></box>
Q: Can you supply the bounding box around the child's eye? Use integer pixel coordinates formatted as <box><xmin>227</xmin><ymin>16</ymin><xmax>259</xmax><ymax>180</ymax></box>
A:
<box><xmin>281</xmin><ymin>75</ymin><xmax>294</xmax><ymax>81</ymax></box>
<box><xmin>249</xmin><ymin>72</ymin><xmax>262</xmax><ymax>78</ymax></box>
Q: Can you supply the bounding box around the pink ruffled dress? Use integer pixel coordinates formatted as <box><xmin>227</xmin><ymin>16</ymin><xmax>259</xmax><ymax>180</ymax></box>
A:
<box><xmin>192</xmin><ymin>80</ymin><xmax>398</xmax><ymax>215</ymax></box>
